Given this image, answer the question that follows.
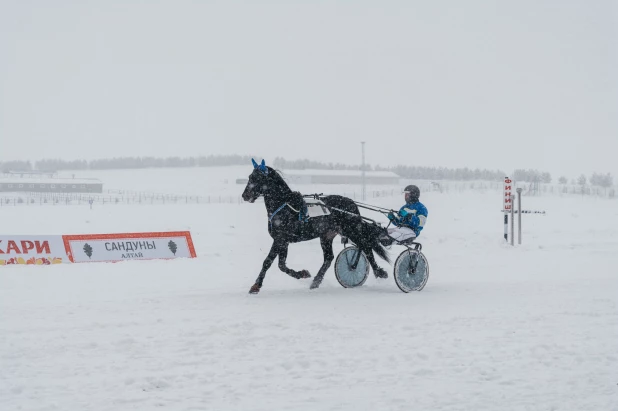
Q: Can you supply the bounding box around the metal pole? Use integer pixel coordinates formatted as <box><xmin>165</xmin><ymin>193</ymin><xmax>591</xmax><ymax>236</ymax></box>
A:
<box><xmin>504</xmin><ymin>213</ymin><xmax>508</xmax><ymax>242</ymax></box>
<box><xmin>516</xmin><ymin>188</ymin><xmax>522</xmax><ymax>244</ymax></box>
<box><xmin>361</xmin><ymin>141</ymin><xmax>366</xmax><ymax>201</ymax></box>
<box><xmin>510</xmin><ymin>194</ymin><xmax>515</xmax><ymax>246</ymax></box>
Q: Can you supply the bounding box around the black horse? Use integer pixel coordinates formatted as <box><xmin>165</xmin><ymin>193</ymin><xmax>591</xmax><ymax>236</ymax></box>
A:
<box><xmin>241</xmin><ymin>159</ymin><xmax>390</xmax><ymax>294</ymax></box>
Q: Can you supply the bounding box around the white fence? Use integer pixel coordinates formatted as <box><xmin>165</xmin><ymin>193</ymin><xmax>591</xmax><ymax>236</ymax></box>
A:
<box><xmin>0</xmin><ymin>188</ymin><xmax>404</xmax><ymax>207</ymax></box>
<box><xmin>0</xmin><ymin>181</ymin><xmax>614</xmax><ymax>207</ymax></box>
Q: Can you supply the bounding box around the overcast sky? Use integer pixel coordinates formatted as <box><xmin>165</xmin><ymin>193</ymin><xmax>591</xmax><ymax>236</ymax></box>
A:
<box><xmin>1</xmin><ymin>0</ymin><xmax>616</xmax><ymax>178</ymax></box>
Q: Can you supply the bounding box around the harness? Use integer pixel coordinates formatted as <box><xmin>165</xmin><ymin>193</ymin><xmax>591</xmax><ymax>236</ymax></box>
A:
<box><xmin>268</xmin><ymin>203</ymin><xmax>308</xmax><ymax>229</ymax></box>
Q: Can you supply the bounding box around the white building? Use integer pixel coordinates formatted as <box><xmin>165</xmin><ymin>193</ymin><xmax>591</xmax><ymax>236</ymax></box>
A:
<box><xmin>278</xmin><ymin>169</ymin><xmax>400</xmax><ymax>185</ymax></box>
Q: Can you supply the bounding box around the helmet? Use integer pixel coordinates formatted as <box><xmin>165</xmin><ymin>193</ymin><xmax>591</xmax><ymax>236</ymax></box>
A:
<box><xmin>403</xmin><ymin>185</ymin><xmax>420</xmax><ymax>202</ymax></box>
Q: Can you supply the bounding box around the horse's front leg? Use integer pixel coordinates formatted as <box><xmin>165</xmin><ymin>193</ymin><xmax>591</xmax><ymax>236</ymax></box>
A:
<box><xmin>278</xmin><ymin>244</ymin><xmax>311</xmax><ymax>279</ymax></box>
<box><xmin>249</xmin><ymin>241</ymin><xmax>281</xmax><ymax>294</ymax></box>
<box><xmin>310</xmin><ymin>236</ymin><xmax>335</xmax><ymax>289</ymax></box>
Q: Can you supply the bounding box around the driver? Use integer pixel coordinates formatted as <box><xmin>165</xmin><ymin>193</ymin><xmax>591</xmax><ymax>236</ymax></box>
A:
<box><xmin>381</xmin><ymin>185</ymin><xmax>428</xmax><ymax>245</ymax></box>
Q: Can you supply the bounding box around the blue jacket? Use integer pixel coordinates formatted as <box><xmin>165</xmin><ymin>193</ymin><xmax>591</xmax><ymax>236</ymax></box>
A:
<box><xmin>391</xmin><ymin>201</ymin><xmax>428</xmax><ymax>236</ymax></box>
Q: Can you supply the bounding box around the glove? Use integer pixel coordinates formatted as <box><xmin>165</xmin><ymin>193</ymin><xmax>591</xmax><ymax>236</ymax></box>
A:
<box><xmin>387</xmin><ymin>211</ymin><xmax>396</xmax><ymax>221</ymax></box>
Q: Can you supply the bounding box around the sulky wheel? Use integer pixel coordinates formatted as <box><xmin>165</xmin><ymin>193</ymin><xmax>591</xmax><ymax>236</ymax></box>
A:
<box><xmin>334</xmin><ymin>246</ymin><xmax>370</xmax><ymax>288</ymax></box>
<box><xmin>393</xmin><ymin>249</ymin><xmax>429</xmax><ymax>292</ymax></box>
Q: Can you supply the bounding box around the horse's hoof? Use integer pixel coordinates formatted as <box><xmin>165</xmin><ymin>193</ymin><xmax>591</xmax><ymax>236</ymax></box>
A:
<box><xmin>299</xmin><ymin>270</ymin><xmax>311</xmax><ymax>279</ymax></box>
<box><xmin>309</xmin><ymin>279</ymin><xmax>321</xmax><ymax>289</ymax></box>
<box><xmin>374</xmin><ymin>268</ymin><xmax>389</xmax><ymax>279</ymax></box>
<box><xmin>249</xmin><ymin>284</ymin><xmax>261</xmax><ymax>294</ymax></box>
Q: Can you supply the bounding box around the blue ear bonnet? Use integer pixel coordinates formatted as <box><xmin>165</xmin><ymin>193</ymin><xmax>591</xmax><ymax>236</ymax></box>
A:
<box><xmin>252</xmin><ymin>158</ymin><xmax>269</xmax><ymax>174</ymax></box>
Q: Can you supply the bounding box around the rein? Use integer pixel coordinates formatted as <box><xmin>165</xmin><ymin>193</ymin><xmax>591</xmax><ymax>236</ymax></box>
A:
<box><xmin>325</xmin><ymin>205</ymin><xmax>384</xmax><ymax>226</ymax></box>
<box><xmin>268</xmin><ymin>193</ymin><xmax>391</xmax><ymax>229</ymax></box>
<box><xmin>301</xmin><ymin>193</ymin><xmax>390</xmax><ymax>224</ymax></box>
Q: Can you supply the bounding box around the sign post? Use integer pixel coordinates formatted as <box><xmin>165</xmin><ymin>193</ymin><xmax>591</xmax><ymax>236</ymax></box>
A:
<box><xmin>517</xmin><ymin>187</ymin><xmax>523</xmax><ymax>244</ymax></box>
<box><xmin>504</xmin><ymin>177</ymin><xmax>513</xmax><ymax>242</ymax></box>
<box><xmin>510</xmin><ymin>194</ymin><xmax>515</xmax><ymax>246</ymax></box>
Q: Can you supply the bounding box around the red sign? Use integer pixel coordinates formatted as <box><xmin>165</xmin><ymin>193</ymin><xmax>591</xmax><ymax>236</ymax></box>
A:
<box><xmin>63</xmin><ymin>231</ymin><xmax>197</xmax><ymax>263</ymax></box>
<box><xmin>1</xmin><ymin>232</ymin><xmax>197</xmax><ymax>266</ymax></box>
<box><xmin>0</xmin><ymin>236</ymin><xmax>66</xmax><ymax>265</ymax></box>
<box><xmin>504</xmin><ymin>177</ymin><xmax>513</xmax><ymax>210</ymax></box>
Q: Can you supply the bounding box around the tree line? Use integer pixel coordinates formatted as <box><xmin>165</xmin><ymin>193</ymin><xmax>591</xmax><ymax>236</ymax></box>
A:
<box><xmin>1</xmin><ymin>155</ymin><xmax>256</xmax><ymax>172</ymax></box>
<box><xmin>573</xmin><ymin>172</ymin><xmax>614</xmax><ymax>188</ymax></box>
<box><xmin>274</xmin><ymin>158</ymin><xmax>509</xmax><ymax>181</ymax></box>
<box><xmin>0</xmin><ymin>156</ymin><xmax>613</xmax><ymax>186</ymax></box>
<box><xmin>512</xmin><ymin>169</ymin><xmax>614</xmax><ymax>188</ymax></box>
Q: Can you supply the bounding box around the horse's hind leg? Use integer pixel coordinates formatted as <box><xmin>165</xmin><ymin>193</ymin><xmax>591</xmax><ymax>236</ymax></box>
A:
<box><xmin>364</xmin><ymin>247</ymin><xmax>388</xmax><ymax>279</ymax></box>
<box><xmin>278</xmin><ymin>244</ymin><xmax>311</xmax><ymax>279</ymax></box>
<box><xmin>310</xmin><ymin>236</ymin><xmax>335</xmax><ymax>289</ymax></box>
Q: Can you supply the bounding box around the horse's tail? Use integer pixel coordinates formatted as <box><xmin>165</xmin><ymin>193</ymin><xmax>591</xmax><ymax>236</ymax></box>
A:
<box><xmin>322</xmin><ymin>195</ymin><xmax>390</xmax><ymax>264</ymax></box>
<box><xmin>345</xmin><ymin>219</ymin><xmax>391</xmax><ymax>264</ymax></box>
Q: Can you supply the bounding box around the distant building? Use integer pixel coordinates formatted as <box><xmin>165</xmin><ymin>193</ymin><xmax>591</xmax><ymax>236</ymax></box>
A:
<box><xmin>0</xmin><ymin>174</ymin><xmax>103</xmax><ymax>193</ymax></box>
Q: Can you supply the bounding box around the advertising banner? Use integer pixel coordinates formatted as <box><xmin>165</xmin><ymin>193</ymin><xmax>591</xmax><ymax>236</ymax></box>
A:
<box><xmin>0</xmin><ymin>235</ymin><xmax>66</xmax><ymax>265</ymax></box>
<box><xmin>63</xmin><ymin>231</ymin><xmax>197</xmax><ymax>263</ymax></box>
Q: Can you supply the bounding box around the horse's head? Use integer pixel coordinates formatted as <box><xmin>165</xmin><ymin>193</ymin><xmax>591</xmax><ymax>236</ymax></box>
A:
<box><xmin>242</xmin><ymin>158</ymin><xmax>273</xmax><ymax>203</ymax></box>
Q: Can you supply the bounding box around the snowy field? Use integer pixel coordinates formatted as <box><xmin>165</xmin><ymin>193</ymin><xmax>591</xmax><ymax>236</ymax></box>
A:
<box><xmin>1</xmin><ymin>169</ymin><xmax>617</xmax><ymax>411</ymax></box>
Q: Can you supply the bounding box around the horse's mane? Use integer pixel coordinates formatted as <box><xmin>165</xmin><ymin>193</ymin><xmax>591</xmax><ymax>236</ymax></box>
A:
<box><xmin>265</xmin><ymin>167</ymin><xmax>290</xmax><ymax>188</ymax></box>
<box><xmin>266</xmin><ymin>167</ymin><xmax>285</xmax><ymax>178</ymax></box>
<box><xmin>266</xmin><ymin>167</ymin><xmax>303</xmax><ymax>209</ymax></box>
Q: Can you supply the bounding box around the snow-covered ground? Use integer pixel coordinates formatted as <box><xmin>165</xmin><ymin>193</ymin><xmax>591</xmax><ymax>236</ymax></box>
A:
<box><xmin>1</xmin><ymin>169</ymin><xmax>617</xmax><ymax>411</ymax></box>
